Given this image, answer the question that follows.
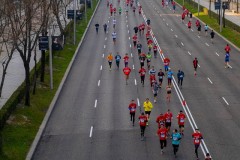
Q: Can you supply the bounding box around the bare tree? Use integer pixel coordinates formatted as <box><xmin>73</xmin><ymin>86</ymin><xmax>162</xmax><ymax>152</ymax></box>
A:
<box><xmin>5</xmin><ymin>0</ymin><xmax>51</xmax><ymax>106</ymax></box>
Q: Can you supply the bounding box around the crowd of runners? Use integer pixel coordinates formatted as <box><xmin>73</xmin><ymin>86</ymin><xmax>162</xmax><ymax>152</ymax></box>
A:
<box><xmin>91</xmin><ymin>0</ymin><xmax>234</xmax><ymax>159</ymax></box>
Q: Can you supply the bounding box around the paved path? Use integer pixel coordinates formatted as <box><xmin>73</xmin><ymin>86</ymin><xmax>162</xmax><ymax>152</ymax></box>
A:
<box><xmin>31</xmin><ymin>0</ymin><xmax>240</xmax><ymax>159</ymax></box>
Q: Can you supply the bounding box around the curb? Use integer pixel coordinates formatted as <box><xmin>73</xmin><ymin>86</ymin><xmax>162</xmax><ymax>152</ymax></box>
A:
<box><xmin>175</xmin><ymin>1</ymin><xmax>240</xmax><ymax>52</ymax></box>
<box><xmin>25</xmin><ymin>0</ymin><xmax>101</xmax><ymax>159</ymax></box>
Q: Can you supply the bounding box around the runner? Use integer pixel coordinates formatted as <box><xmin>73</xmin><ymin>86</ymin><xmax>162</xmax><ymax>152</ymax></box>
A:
<box><xmin>139</xmin><ymin>66</ymin><xmax>146</xmax><ymax>86</ymax></box>
<box><xmin>138</xmin><ymin>24</ymin><xmax>142</xmax><ymax>35</ymax></box>
<box><xmin>115</xmin><ymin>52</ymin><xmax>121</xmax><ymax>69</ymax></box>
<box><xmin>146</xmin><ymin>52</ymin><xmax>152</xmax><ymax>70</ymax></box>
<box><xmin>95</xmin><ymin>23</ymin><xmax>100</xmax><ymax>34</ymax></box>
<box><xmin>167</xmin><ymin>68</ymin><xmax>173</xmax><ymax>86</ymax></box>
<box><xmin>134</xmin><ymin>26</ymin><xmax>139</xmax><ymax>34</ymax></box>
<box><xmin>177</xmin><ymin>70</ymin><xmax>184</xmax><ymax>88</ymax></box>
<box><xmin>177</xmin><ymin>110</ymin><xmax>186</xmax><ymax>135</ymax></box>
<box><xmin>123</xmin><ymin>53</ymin><xmax>129</xmax><ymax>67</ymax></box>
<box><xmin>123</xmin><ymin>66</ymin><xmax>131</xmax><ymax>85</ymax></box>
<box><xmin>205</xmin><ymin>153</ymin><xmax>212</xmax><ymax>160</ymax></box>
<box><xmin>195</xmin><ymin>20</ymin><xmax>200</xmax><ymax>28</ymax></box>
<box><xmin>110</xmin><ymin>6</ymin><xmax>113</xmax><ymax>16</ymax></box>
<box><xmin>149</xmin><ymin>66</ymin><xmax>156</xmax><ymax>87</ymax></box>
<box><xmin>107</xmin><ymin>53</ymin><xmax>113</xmax><ymax>70</ymax></box>
<box><xmin>118</xmin><ymin>6</ymin><xmax>122</xmax><ymax>15</ymax></box>
<box><xmin>146</xmin><ymin>19</ymin><xmax>151</xmax><ymax>26</ymax></box>
<box><xmin>139</xmin><ymin>112</ymin><xmax>148</xmax><ymax>140</ymax></box>
<box><xmin>197</xmin><ymin>24</ymin><xmax>201</xmax><ymax>35</ymax></box>
<box><xmin>128</xmin><ymin>99</ymin><xmax>137</xmax><ymax>126</ymax></box>
<box><xmin>132</xmin><ymin>34</ymin><xmax>138</xmax><ymax>48</ymax></box>
<box><xmin>225</xmin><ymin>52</ymin><xmax>230</xmax><ymax>68</ymax></box>
<box><xmin>171</xmin><ymin>129</ymin><xmax>182</xmax><ymax>158</ymax></box>
<box><xmin>225</xmin><ymin>44</ymin><xmax>231</xmax><ymax>53</ymax></box>
<box><xmin>181</xmin><ymin>12</ymin><xmax>185</xmax><ymax>23</ymax></box>
<box><xmin>172</xmin><ymin>1</ymin><xmax>176</xmax><ymax>13</ymax></box>
<box><xmin>112</xmin><ymin>31</ymin><xmax>117</xmax><ymax>44</ymax></box>
<box><xmin>141</xmin><ymin>22</ymin><xmax>145</xmax><ymax>34</ymax></box>
<box><xmin>157</xmin><ymin>124</ymin><xmax>168</xmax><ymax>154</ymax></box>
<box><xmin>162</xmin><ymin>0</ymin><xmax>165</xmax><ymax>8</ymax></box>
<box><xmin>153</xmin><ymin>44</ymin><xmax>158</xmax><ymax>58</ymax></box>
<box><xmin>146</xmin><ymin>31</ymin><xmax>150</xmax><ymax>41</ymax></box>
<box><xmin>133</xmin><ymin>6</ymin><xmax>136</xmax><ymax>14</ymax></box>
<box><xmin>113</xmin><ymin>17</ymin><xmax>116</xmax><ymax>29</ymax></box>
<box><xmin>204</xmin><ymin>24</ymin><xmax>208</xmax><ymax>36</ymax></box>
<box><xmin>158</xmin><ymin>69</ymin><xmax>165</xmax><ymax>88</ymax></box>
<box><xmin>166</xmin><ymin>85</ymin><xmax>172</xmax><ymax>102</ymax></box>
<box><xmin>192</xmin><ymin>129</ymin><xmax>203</xmax><ymax>160</ymax></box>
<box><xmin>147</xmin><ymin>38</ymin><xmax>153</xmax><ymax>52</ymax></box>
<box><xmin>164</xmin><ymin>109</ymin><xmax>173</xmax><ymax>135</ymax></box>
<box><xmin>156</xmin><ymin>113</ymin><xmax>166</xmax><ymax>128</ymax></box>
<box><xmin>152</xmin><ymin>80</ymin><xmax>159</xmax><ymax>103</ymax></box>
<box><xmin>143</xmin><ymin>98</ymin><xmax>153</xmax><ymax>125</ymax></box>
<box><xmin>163</xmin><ymin>57</ymin><xmax>170</xmax><ymax>72</ymax></box>
<box><xmin>103</xmin><ymin>23</ymin><xmax>108</xmax><ymax>34</ymax></box>
<box><xmin>137</xmin><ymin>41</ymin><xmax>142</xmax><ymax>55</ymax></box>
<box><xmin>139</xmin><ymin>5</ymin><xmax>142</xmax><ymax>15</ymax></box>
<box><xmin>210</xmin><ymin>30</ymin><xmax>215</xmax><ymax>43</ymax></box>
<box><xmin>188</xmin><ymin>21</ymin><xmax>192</xmax><ymax>31</ymax></box>
<box><xmin>193</xmin><ymin>57</ymin><xmax>198</xmax><ymax>76</ymax></box>
<box><xmin>139</xmin><ymin>52</ymin><xmax>146</xmax><ymax>67</ymax></box>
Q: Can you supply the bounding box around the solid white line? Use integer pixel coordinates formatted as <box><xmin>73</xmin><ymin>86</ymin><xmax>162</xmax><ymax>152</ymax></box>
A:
<box><xmin>205</xmin><ymin>43</ymin><xmax>209</xmax><ymax>46</ymax></box>
<box><xmin>175</xmin><ymin>35</ymin><xmax>178</xmax><ymax>38</ymax></box>
<box><xmin>181</xmin><ymin>42</ymin><xmax>184</xmax><ymax>46</ymax></box>
<box><xmin>131</xmin><ymin>53</ymin><xmax>133</xmax><ymax>57</ymax></box>
<box><xmin>130</xmin><ymin>44</ymin><xmax>131</xmax><ymax>48</ymax></box>
<box><xmin>137</xmin><ymin>98</ymin><xmax>140</xmax><ymax>106</ymax></box>
<box><xmin>198</xmin><ymin>64</ymin><xmax>200</xmax><ymax>67</ymax></box>
<box><xmin>104</xmin><ymin>45</ymin><xmax>106</xmax><ymax>48</ymax></box>
<box><xmin>100</xmin><ymin>65</ymin><xmax>102</xmax><ymax>70</ymax></box>
<box><xmin>102</xmin><ymin>54</ymin><xmax>104</xmax><ymax>58</ymax></box>
<box><xmin>94</xmin><ymin>99</ymin><xmax>98</xmax><ymax>108</ymax></box>
<box><xmin>207</xmin><ymin>78</ymin><xmax>213</xmax><ymax>84</ymax></box>
<box><xmin>215</xmin><ymin>52</ymin><xmax>220</xmax><ymax>56</ymax></box>
<box><xmin>135</xmin><ymin>79</ymin><xmax>137</xmax><ymax>85</ymax></box>
<box><xmin>188</xmin><ymin>51</ymin><xmax>191</xmax><ymax>55</ymax></box>
<box><xmin>133</xmin><ymin>64</ymin><xmax>135</xmax><ymax>69</ymax></box>
<box><xmin>98</xmin><ymin>80</ymin><xmax>101</xmax><ymax>86</ymax></box>
<box><xmin>222</xmin><ymin>97</ymin><xmax>229</xmax><ymax>105</ymax></box>
<box><xmin>171</xmin><ymin>29</ymin><xmax>173</xmax><ymax>31</ymax></box>
<box><xmin>89</xmin><ymin>126</ymin><xmax>93</xmax><ymax>137</ymax></box>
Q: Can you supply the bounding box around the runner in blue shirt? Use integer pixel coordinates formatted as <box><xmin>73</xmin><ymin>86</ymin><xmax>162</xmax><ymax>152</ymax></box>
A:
<box><xmin>167</xmin><ymin>68</ymin><xmax>173</xmax><ymax>86</ymax></box>
<box><xmin>115</xmin><ymin>52</ymin><xmax>121</xmax><ymax>69</ymax></box>
<box><xmin>225</xmin><ymin>53</ymin><xmax>230</xmax><ymax>68</ymax></box>
<box><xmin>171</xmin><ymin>129</ymin><xmax>182</xmax><ymax>158</ymax></box>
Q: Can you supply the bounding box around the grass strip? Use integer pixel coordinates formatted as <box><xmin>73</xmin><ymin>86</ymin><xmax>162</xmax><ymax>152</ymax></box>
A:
<box><xmin>0</xmin><ymin>1</ymin><xmax>97</xmax><ymax>160</ymax></box>
<box><xmin>175</xmin><ymin>0</ymin><xmax>240</xmax><ymax>48</ymax></box>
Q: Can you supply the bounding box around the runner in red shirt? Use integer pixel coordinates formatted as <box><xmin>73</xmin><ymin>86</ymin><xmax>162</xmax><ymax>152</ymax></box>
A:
<box><xmin>139</xmin><ymin>52</ymin><xmax>146</xmax><ymax>68</ymax></box>
<box><xmin>153</xmin><ymin>44</ymin><xmax>158</xmax><ymax>58</ymax></box>
<box><xmin>225</xmin><ymin>44</ymin><xmax>231</xmax><ymax>53</ymax></box>
<box><xmin>139</xmin><ymin>112</ymin><xmax>148</xmax><ymax>140</ymax></box>
<box><xmin>162</xmin><ymin>0</ymin><xmax>165</xmax><ymax>8</ymax></box>
<box><xmin>193</xmin><ymin>57</ymin><xmax>198</xmax><ymax>76</ymax></box>
<box><xmin>141</xmin><ymin>23</ymin><xmax>145</xmax><ymax>34</ymax></box>
<box><xmin>182</xmin><ymin>12</ymin><xmax>185</xmax><ymax>23</ymax></box>
<box><xmin>147</xmin><ymin>25</ymin><xmax>151</xmax><ymax>32</ymax></box>
<box><xmin>163</xmin><ymin>57</ymin><xmax>170</xmax><ymax>72</ymax></box>
<box><xmin>146</xmin><ymin>31</ymin><xmax>150</xmax><ymax>41</ymax></box>
<box><xmin>177</xmin><ymin>110</ymin><xmax>186</xmax><ymax>135</ymax></box>
<box><xmin>147</xmin><ymin>39</ymin><xmax>153</xmax><ymax>52</ymax></box>
<box><xmin>139</xmin><ymin>66</ymin><xmax>146</xmax><ymax>86</ymax></box>
<box><xmin>196</xmin><ymin>20</ymin><xmax>200</xmax><ymax>28</ymax></box>
<box><xmin>139</xmin><ymin>5</ymin><xmax>142</xmax><ymax>15</ymax></box>
<box><xmin>156</xmin><ymin>113</ymin><xmax>166</xmax><ymax>128</ymax></box>
<box><xmin>113</xmin><ymin>7</ymin><xmax>116</xmax><ymax>15</ymax></box>
<box><xmin>123</xmin><ymin>53</ymin><xmax>129</xmax><ymax>67</ymax></box>
<box><xmin>132</xmin><ymin>34</ymin><xmax>137</xmax><ymax>48</ymax></box>
<box><xmin>164</xmin><ymin>109</ymin><xmax>173</xmax><ymax>135</ymax></box>
<box><xmin>110</xmin><ymin>7</ymin><xmax>113</xmax><ymax>16</ymax></box>
<box><xmin>192</xmin><ymin>129</ymin><xmax>203</xmax><ymax>160</ymax></box>
<box><xmin>128</xmin><ymin>99</ymin><xmax>137</xmax><ymax>126</ymax></box>
<box><xmin>123</xmin><ymin>66</ymin><xmax>131</xmax><ymax>85</ymax></box>
<box><xmin>188</xmin><ymin>21</ymin><xmax>192</xmax><ymax>31</ymax></box>
<box><xmin>157</xmin><ymin>125</ymin><xmax>168</xmax><ymax>154</ymax></box>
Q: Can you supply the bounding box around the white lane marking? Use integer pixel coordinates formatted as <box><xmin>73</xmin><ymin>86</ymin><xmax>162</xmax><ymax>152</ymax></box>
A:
<box><xmin>98</xmin><ymin>80</ymin><xmax>101</xmax><ymax>86</ymax></box>
<box><xmin>126</xmin><ymin>20</ymin><xmax>128</xmax><ymax>23</ymax></box>
<box><xmin>215</xmin><ymin>52</ymin><xmax>219</xmax><ymax>56</ymax></box>
<box><xmin>133</xmin><ymin>64</ymin><xmax>135</xmax><ymax>69</ymax></box>
<box><xmin>108</xmin><ymin>20</ymin><xmax>109</xmax><ymax>23</ymax></box>
<box><xmin>198</xmin><ymin>36</ymin><xmax>200</xmax><ymax>38</ymax></box>
<box><xmin>129</xmin><ymin>37</ymin><xmax>130</xmax><ymax>40</ymax></box>
<box><xmin>137</xmin><ymin>98</ymin><xmax>140</xmax><ymax>106</ymax></box>
<box><xmin>106</xmin><ymin>31</ymin><xmax>108</xmax><ymax>34</ymax></box>
<box><xmin>160</xmin><ymin>14</ymin><xmax>162</xmax><ymax>17</ymax></box>
<box><xmin>94</xmin><ymin>99</ymin><xmax>98</xmax><ymax>108</ymax></box>
<box><xmin>222</xmin><ymin>97</ymin><xmax>229</xmax><ymax>105</ymax></box>
<box><xmin>188</xmin><ymin>51</ymin><xmax>191</xmax><ymax>55</ymax></box>
<box><xmin>228</xmin><ymin>64</ymin><xmax>233</xmax><ymax>68</ymax></box>
<box><xmin>207</xmin><ymin>78</ymin><xmax>213</xmax><ymax>84</ymax></box>
<box><xmin>171</xmin><ymin>29</ymin><xmax>173</xmax><ymax>31</ymax></box>
<box><xmin>128</xmin><ymin>30</ymin><xmax>130</xmax><ymax>33</ymax></box>
<box><xmin>102</xmin><ymin>54</ymin><xmax>104</xmax><ymax>58</ymax></box>
<box><xmin>205</xmin><ymin>43</ymin><xmax>209</xmax><ymax>46</ymax></box>
<box><xmin>100</xmin><ymin>65</ymin><xmax>102</xmax><ymax>70</ymax></box>
<box><xmin>89</xmin><ymin>126</ymin><xmax>93</xmax><ymax>137</ymax></box>
<box><xmin>130</xmin><ymin>44</ymin><xmax>131</xmax><ymax>48</ymax></box>
<box><xmin>166</xmin><ymin>23</ymin><xmax>168</xmax><ymax>26</ymax></box>
<box><xmin>191</xmin><ymin>29</ymin><xmax>193</xmax><ymax>32</ymax></box>
<box><xmin>181</xmin><ymin>42</ymin><xmax>184</xmax><ymax>46</ymax></box>
<box><xmin>105</xmin><ymin>37</ymin><xmax>107</xmax><ymax>40</ymax></box>
<box><xmin>127</xmin><ymin>24</ymin><xmax>128</xmax><ymax>28</ymax></box>
<box><xmin>104</xmin><ymin>45</ymin><xmax>106</xmax><ymax>48</ymax></box>
<box><xmin>157</xmin><ymin>11</ymin><xmax>160</xmax><ymax>13</ymax></box>
<box><xmin>135</xmin><ymin>79</ymin><xmax>137</xmax><ymax>85</ymax></box>
<box><xmin>126</xmin><ymin>16</ymin><xmax>127</xmax><ymax>18</ymax></box>
<box><xmin>131</xmin><ymin>53</ymin><xmax>133</xmax><ymax>57</ymax></box>
<box><xmin>198</xmin><ymin>64</ymin><xmax>200</xmax><ymax>68</ymax></box>
<box><xmin>175</xmin><ymin>34</ymin><xmax>178</xmax><ymax>38</ymax></box>
<box><xmin>163</xmin><ymin>18</ymin><xmax>165</xmax><ymax>21</ymax></box>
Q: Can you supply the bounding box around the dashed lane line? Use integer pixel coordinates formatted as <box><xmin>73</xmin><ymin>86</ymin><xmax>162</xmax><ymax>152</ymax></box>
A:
<box><xmin>94</xmin><ymin>99</ymin><xmax>98</xmax><ymax>108</ymax></box>
<box><xmin>207</xmin><ymin>78</ymin><xmax>213</xmax><ymax>84</ymax></box>
<box><xmin>89</xmin><ymin>126</ymin><xmax>93</xmax><ymax>137</ymax></box>
<box><xmin>222</xmin><ymin>97</ymin><xmax>229</xmax><ymax>105</ymax></box>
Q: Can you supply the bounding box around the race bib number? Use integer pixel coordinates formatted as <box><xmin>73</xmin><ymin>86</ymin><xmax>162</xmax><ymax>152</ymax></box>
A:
<box><xmin>180</xmin><ymin>119</ymin><xmax>184</xmax><ymax>123</ymax></box>
<box><xmin>161</xmin><ymin>133</ymin><xmax>165</xmax><ymax>138</ymax></box>
<box><xmin>166</xmin><ymin>119</ymin><xmax>170</xmax><ymax>122</ymax></box>
<box><xmin>173</xmin><ymin>137</ymin><xmax>178</xmax><ymax>141</ymax></box>
<box><xmin>159</xmin><ymin>76</ymin><xmax>163</xmax><ymax>79</ymax></box>
<box><xmin>140</xmin><ymin>119</ymin><xmax>144</xmax><ymax>122</ymax></box>
<box><xmin>195</xmin><ymin>139</ymin><xmax>199</xmax><ymax>143</ymax></box>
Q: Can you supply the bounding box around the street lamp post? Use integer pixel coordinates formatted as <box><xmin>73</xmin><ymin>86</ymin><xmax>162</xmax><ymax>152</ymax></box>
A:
<box><xmin>198</xmin><ymin>0</ymin><xmax>200</xmax><ymax>16</ymax></box>
<box><xmin>73</xmin><ymin>0</ymin><xmax>76</xmax><ymax>45</ymax></box>
<box><xmin>220</xmin><ymin>0</ymin><xmax>223</xmax><ymax>32</ymax></box>
<box><xmin>85</xmin><ymin>0</ymin><xmax>87</xmax><ymax>23</ymax></box>
<box><xmin>48</xmin><ymin>26</ymin><xmax>53</xmax><ymax>90</ymax></box>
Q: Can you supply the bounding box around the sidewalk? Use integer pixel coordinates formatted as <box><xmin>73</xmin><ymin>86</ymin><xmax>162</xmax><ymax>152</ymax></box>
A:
<box><xmin>0</xmin><ymin>0</ymin><xmax>80</xmax><ymax>109</ymax></box>
<box><xmin>198</xmin><ymin>0</ymin><xmax>240</xmax><ymax>26</ymax></box>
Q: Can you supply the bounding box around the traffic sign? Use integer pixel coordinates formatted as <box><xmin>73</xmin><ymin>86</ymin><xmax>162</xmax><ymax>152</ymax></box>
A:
<box><xmin>215</xmin><ymin>2</ymin><xmax>220</xmax><ymax>10</ymax></box>
<box><xmin>39</xmin><ymin>36</ymin><xmax>49</xmax><ymax>50</ymax></box>
<box><xmin>67</xmin><ymin>10</ymin><xmax>83</xmax><ymax>20</ymax></box>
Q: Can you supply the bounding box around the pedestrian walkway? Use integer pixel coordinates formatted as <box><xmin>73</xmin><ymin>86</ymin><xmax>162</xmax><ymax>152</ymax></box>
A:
<box><xmin>198</xmin><ymin>0</ymin><xmax>240</xmax><ymax>26</ymax></box>
<box><xmin>0</xmin><ymin>1</ymin><xmax>79</xmax><ymax>109</ymax></box>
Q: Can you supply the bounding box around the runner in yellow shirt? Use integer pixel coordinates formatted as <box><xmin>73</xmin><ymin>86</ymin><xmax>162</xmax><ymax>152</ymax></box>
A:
<box><xmin>107</xmin><ymin>53</ymin><xmax>113</xmax><ymax>70</ymax></box>
<box><xmin>143</xmin><ymin>98</ymin><xmax>153</xmax><ymax>125</ymax></box>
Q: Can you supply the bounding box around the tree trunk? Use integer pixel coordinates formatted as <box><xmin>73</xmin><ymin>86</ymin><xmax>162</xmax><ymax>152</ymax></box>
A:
<box><xmin>0</xmin><ymin>65</ymin><xmax>6</xmax><ymax>97</ymax></box>
<box><xmin>40</xmin><ymin>50</ymin><xmax>45</xmax><ymax>82</ymax></box>
<box><xmin>33</xmin><ymin>48</ymin><xmax>37</xmax><ymax>95</ymax></box>
<box><xmin>55</xmin><ymin>13</ymin><xmax>64</xmax><ymax>36</ymax></box>
<box><xmin>24</xmin><ymin>63</ymin><xmax>30</xmax><ymax>106</ymax></box>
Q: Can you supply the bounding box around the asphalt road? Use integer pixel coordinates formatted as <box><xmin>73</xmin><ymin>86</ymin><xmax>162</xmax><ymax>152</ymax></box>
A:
<box><xmin>32</xmin><ymin>0</ymin><xmax>240</xmax><ymax>159</ymax></box>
